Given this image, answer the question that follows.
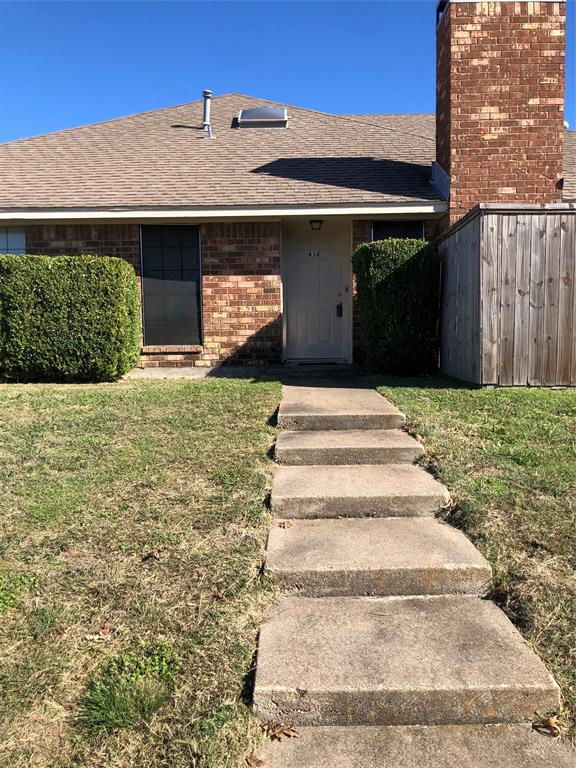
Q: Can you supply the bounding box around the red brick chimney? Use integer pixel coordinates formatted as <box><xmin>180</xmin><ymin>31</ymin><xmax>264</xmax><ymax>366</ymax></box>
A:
<box><xmin>436</xmin><ymin>0</ymin><xmax>566</xmax><ymax>226</ymax></box>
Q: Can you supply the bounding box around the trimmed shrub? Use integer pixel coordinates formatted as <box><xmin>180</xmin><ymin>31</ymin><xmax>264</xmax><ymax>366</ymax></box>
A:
<box><xmin>0</xmin><ymin>254</ymin><xmax>141</xmax><ymax>382</ymax></box>
<box><xmin>352</xmin><ymin>238</ymin><xmax>440</xmax><ymax>374</ymax></box>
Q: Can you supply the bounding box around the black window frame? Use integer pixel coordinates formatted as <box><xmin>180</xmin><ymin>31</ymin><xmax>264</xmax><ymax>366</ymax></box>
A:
<box><xmin>140</xmin><ymin>224</ymin><xmax>202</xmax><ymax>347</ymax></box>
<box><xmin>371</xmin><ymin>220</ymin><xmax>426</xmax><ymax>241</ymax></box>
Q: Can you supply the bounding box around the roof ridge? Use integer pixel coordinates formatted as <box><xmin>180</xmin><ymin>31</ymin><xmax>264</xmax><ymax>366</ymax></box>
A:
<box><xmin>1</xmin><ymin>91</ymin><xmax>436</xmax><ymax>147</ymax></box>
<box><xmin>331</xmin><ymin>114</ymin><xmax>436</xmax><ymax>143</ymax></box>
<box><xmin>343</xmin><ymin>112</ymin><xmax>435</xmax><ymax>117</ymax></box>
<box><xmin>0</xmin><ymin>92</ymin><xmax>247</xmax><ymax>147</ymax></box>
<box><xmin>0</xmin><ymin>91</ymin><xmax>337</xmax><ymax>146</ymax></box>
<box><xmin>227</xmin><ymin>93</ymin><xmax>434</xmax><ymax>141</ymax></box>
<box><xmin>3</xmin><ymin>90</ymin><xmax>571</xmax><ymax>149</ymax></box>
<box><xmin>335</xmin><ymin>112</ymin><xmax>436</xmax><ymax>142</ymax></box>
<box><xmin>217</xmin><ymin>93</ymin><xmax>437</xmax><ymax>142</ymax></box>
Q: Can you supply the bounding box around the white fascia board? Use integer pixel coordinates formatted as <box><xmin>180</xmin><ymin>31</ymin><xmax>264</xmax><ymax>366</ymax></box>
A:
<box><xmin>0</xmin><ymin>203</ymin><xmax>448</xmax><ymax>222</ymax></box>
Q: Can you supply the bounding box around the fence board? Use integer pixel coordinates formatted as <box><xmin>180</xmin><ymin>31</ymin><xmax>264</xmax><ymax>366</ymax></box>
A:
<box><xmin>556</xmin><ymin>216</ymin><xmax>574</xmax><ymax>384</ymax></box>
<box><xmin>543</xmin><ymin>215</ymin><xmax>561</xmax><ymax>386</ymax></box>
<box><xmin>528</xmin><ymin>217</ymin><xmax>546</xmax><ymax>385</ymax></box>
<box><xmin>568</xmin><ymin>217</ymin><xmax>576</xmax><ymax>386</ymax></box>
<box><xmin>471</xmin><ymin>218</ymin><xmax>481</xmax><ymax>384</ymax></box>
<box><xmin>513</xmin><ymin>215</ymin><xmax>531</xmax><ymax>385</ymax></box>
<box><xmin>440</xmin><ymin>206</ymin><xmax>575</xmax><ymax>387</ymax></box>
<box><xmin>499</xmin><ymin>215</ymin><xmax>517</xmax><ymax>385</ymax></box>
<box><xmin>439</xmin><ymin>215</ymin><xmax>481</xmax><ymax>383</ymax></box>
<box><xmin>481</xmin><ymin>215</ymin><xmax>500</xmax><ymax>384</ymax></box>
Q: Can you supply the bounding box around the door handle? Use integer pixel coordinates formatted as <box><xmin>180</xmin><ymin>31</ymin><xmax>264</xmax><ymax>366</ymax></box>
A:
<box><xmin>336</xmin><ymin>302</ymin><xmax>343</xmax><ymax>318</ymax></box>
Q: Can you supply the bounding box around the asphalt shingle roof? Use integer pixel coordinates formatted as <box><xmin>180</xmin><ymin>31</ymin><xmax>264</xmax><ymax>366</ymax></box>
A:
<box><xmin>0</xmin><ymin>94</ymin><xmax>573</xmax><ymax>210</ymax></box>
<box><xmin>0</xmin><ymin>94</ymin><xmax>440</xmax><ymax>210</ymax></box>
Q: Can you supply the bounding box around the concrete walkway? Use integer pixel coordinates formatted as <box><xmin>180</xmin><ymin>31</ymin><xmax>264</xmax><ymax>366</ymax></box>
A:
<box><xmin>252</xmin><ymin>380</ymin><xmax>573</xmax><ymax>767</ymax></box>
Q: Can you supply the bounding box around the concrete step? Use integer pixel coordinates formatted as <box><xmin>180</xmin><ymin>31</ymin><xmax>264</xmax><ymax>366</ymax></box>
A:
<box><xmin>280</xmin><ymin>364</ymin><xmax>361</xmax><ymax>378</ymax></box>
<box><xmin>271</xmin><ymin>464</ymin><xmax>450</xmax><ymax>518</ymax></box>
<box><xmin>277</xmin><ymin>380</ymin><xmax>405</xmax><ymax>431</ymax></box>
<box><xmin>265</xmin><ymin>518</ymin><xmax>492</xmax><ymax>597</ymax></box>
<box><xmin>258</xmin><ymin>724</ymin><xmax>576</xmax><ymax>768</ymax></box>
<box><xmin>275</xmin><ymin>429</ymin><xmax>424</xmax><ymax>465</ymax></box>
<box><xmin>253</xmin><ymin>595</ymin><xmax>559</xmax><ymax>726</ymax></box>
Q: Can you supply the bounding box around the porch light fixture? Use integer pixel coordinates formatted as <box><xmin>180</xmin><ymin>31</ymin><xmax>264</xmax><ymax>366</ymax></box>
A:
<box><xmin>309</xmin><ymin>219</ymin><xmax>323</xmax><ymax>231</ymax></box>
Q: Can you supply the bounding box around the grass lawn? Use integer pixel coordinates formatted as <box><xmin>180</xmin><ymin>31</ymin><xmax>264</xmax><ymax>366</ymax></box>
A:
<box><xmin>0</xmin><ymin>378</ymin><xmax>281</xmax><ymax>767</ymax></box>
<box><xmin>374</xmin><ymin>377</ymin><xmax>576</xmax><ymax>744</ymax></box>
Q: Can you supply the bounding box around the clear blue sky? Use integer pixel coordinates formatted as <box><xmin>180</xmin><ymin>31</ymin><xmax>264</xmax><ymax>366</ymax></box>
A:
<box><xmin>0</xmin><ymin>0</ymin><xmax>574</xmax><ymax>143</ymax></box>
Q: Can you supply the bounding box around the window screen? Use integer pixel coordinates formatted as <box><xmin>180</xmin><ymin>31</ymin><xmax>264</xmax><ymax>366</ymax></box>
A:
<box><xmin>0</xmin><ymin>227</ymin><xmax>26</xmax><ymax>254</ymax></box>
<box><xmin>372</xmin><ymin>221</ymin><xmax>424</xmax><ymax>240</ymax></box>
<box><xmin>141</xmin><ymin>225</ymin><xmax>201</xmax><ymax>346</ymax></box>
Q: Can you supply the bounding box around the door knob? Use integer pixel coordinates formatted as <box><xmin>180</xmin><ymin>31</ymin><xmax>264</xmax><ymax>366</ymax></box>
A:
<box><xmin>336</xmin><ymin>302</ymin><xmax>343</xmax><ymax>318</ymax></box>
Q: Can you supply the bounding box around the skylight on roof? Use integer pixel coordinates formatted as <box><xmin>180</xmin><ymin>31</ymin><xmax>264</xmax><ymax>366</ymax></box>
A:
<box><xmin>237</xmin><ymin>107</ymin><xmax>288</xmax><ymax>128</ymax></box>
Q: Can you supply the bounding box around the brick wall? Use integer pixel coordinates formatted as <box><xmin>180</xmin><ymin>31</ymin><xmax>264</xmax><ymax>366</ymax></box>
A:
<box><xmin>199</xmin><ymin>221</ymin><xmax>282</xmax><ymax>366</ymax></box>
<box><xmin>25</xmin><ymin>221</ymin><xmax>282</xmax><ymax>367</ymax></box>
<box><xmin>26</xmin><ymin>224</ymin><xmax>141</xmax><ymax>273</ymax></box>
<box><xmin>436</xmin><ymin>4</ymin><xmax>452</xmax><ymax>178</ymax></box>
<box><xmin>25</xmin><ymin>219</ymin><xmax>441</xmax><ymax>367</ymax></box>
<box><xmin>437</xmin><ymin>0</ymin><xmax>566</xmax><ymax>225</ymax></box>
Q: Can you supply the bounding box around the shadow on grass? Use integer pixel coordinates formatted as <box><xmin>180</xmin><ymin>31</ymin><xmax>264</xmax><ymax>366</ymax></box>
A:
<box><xmin>266</xmin><ymin>407</ymin><xmax>279</xmax><ymax>428</ymax></box>
<box><xmin>491</xmin><ymin>576</ymin><xmax>536</xmax><ymax>633</ymax></box>
<box><xmin>367</xmin><ymin>373</ymin><xmax>479</xmax><ymax>391</ymax></box>
<box><xmin>240</xmin><ymin>648</ymin><xmax>258</xmax><ymax>708</ymax></box>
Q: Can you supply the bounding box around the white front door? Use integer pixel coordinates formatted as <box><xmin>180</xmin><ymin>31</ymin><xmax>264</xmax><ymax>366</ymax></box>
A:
<box><xmin>283</xmin><ymin>220</ymin><xmax>351</xmax><ymax>362</ymax></box>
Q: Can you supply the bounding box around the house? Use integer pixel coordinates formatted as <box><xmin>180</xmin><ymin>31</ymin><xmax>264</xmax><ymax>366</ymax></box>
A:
<box><xmin>0</xmin><ymin>0</ymin><xmax>574</xmax><ymax>371</ymax></box>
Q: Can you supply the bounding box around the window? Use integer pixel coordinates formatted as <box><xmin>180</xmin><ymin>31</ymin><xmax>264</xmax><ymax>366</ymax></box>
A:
<box><xmin>0</xmin><ymin>227</ymin><xmax>26</xmax><ymax>254</ymax></box>
<box><xmin>372</xmin><ymin>221</ymin><xmax>425</xmax><ymax>240</ymax></box>
<box><xmin>141</xmin><ymin>225</ymin><xmax>202</xmax><ymax>346</ymax></box>
<box><xmin>237</xmin><ymin>107</ymin><xmax>288</xmax><ymax>128</ymax></box>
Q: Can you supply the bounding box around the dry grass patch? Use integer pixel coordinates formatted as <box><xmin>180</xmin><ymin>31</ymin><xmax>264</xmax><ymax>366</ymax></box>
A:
<box><xmin>0</xmin><ymin>378</ymin><xmax>281</xmax><ymax>767</ymax></box>
<box><xmin>374</xmin><ymin>377</ymin><xmax>576</xmax><ymax>744</ymax></box>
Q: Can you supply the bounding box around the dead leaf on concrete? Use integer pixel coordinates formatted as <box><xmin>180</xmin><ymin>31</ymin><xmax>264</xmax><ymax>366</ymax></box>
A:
<box><xmin>246</xmin><ymin>754</ymin><xmax>265</xmax><ymax>767</ymax></box>
<box><xmin>534</xmin><ymin>715</ymin><xmax>562</xmax><ymax>737</ymax></box>
<box><xmin>278</xmin><ymin>521</ymin><xmax>293</xmax><ymax>529</ymax></box>
<box><xmin>265</xmin><ymin>722</ymin><xmax>299</xmax><ymax>741</ymax></box>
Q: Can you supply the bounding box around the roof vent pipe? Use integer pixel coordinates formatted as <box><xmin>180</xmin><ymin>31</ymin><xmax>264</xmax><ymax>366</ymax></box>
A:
<box><xmin>202</xmin><ymin>89</ymin><xmax>214</xmax><ymax>139</ymax></box>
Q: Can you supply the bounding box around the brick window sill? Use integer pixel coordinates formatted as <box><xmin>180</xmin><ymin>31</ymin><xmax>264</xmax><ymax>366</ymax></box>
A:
<box><xmin>142</xmin><ymin>345</ymin><xmax>203</xmax><ymax>354</ymax></box>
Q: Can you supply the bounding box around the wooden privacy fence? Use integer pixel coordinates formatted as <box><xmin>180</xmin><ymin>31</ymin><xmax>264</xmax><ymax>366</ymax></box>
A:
<box><xmin>439</xmin><ymin>203</ymin><xmax>576</xmax><ymax>386</ymax></box>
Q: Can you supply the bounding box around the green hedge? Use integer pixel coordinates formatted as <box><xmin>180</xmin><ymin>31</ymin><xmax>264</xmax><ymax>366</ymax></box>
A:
<box><xmin>352</xmin><ymin>238</ymin><xmax>440</xmax><ymax>374</ymax></box>
<box><xmin>0</xmin><ymin>254</ymin><xmax>141</xmax><ymax>382</ymax></box>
